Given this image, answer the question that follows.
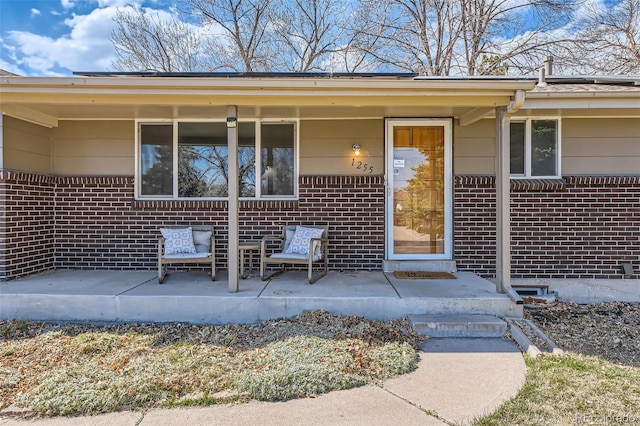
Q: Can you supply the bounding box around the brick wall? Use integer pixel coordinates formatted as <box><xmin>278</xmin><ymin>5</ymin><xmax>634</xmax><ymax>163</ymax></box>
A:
<box><xmin>0</xmin><ymin>171</ymin><xmax>56</xmax><ymax>281</ymax></box>
<box><xmin>454</xmin><ymin>176</ymin><xmax>640</xmax><ymax>279</ymax></box>
<box><xmin>52</xmin><ymin>174</ymin><xmax>385</xmax><ymax>274</ymax></box>
<box><xmin>2</xmin><ymin>171</ymin><xmax>638</xmax><ymax>281</ymax></box>
<box><xmin>453</xmin><ymin>176</ymin><xmax>496</xmax><ymax>277</ymax></box>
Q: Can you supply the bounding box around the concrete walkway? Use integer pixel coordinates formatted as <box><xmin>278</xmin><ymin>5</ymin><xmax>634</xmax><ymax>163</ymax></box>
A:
<box><xmin>0</xmin><ymin>338</ymin><xmax>526</xmax><ymax>426</ymax></box>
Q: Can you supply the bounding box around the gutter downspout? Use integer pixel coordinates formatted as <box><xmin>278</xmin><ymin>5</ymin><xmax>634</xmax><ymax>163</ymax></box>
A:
<box><xmin>507</xmin><ymin>89</ymin><xmax>525</xmax><ymax>113</ymax></box>
<box><xmin>496</xmin><ymin>89</ymin><xmax>525</xmax><ymax>296</ymax></box>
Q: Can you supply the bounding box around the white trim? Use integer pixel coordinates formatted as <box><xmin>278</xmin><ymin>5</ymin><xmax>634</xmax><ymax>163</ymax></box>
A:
<box><xmin>385</xmin><ymin>118</ymin><xmax>453</xmax><ymax>261</ymax></box>
<box><xmin>0</xmin><ymin>114</ymin><xmax>3</xmax><ymax>169</ymax></box>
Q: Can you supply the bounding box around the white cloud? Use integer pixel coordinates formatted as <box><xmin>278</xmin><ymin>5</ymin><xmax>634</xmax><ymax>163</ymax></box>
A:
<box><xmin>6</xmin><ymin>6</ymin><xmax>125</xmax><ymax>75</ymax></box>
<box><xmin>30</xmin><ymin>8</ymin><xmax>41</xmax><ymax>16</ymax></box>
<box><xmin>3</xmin><ymin>2</ymin><xmax>216</xmax><ymax>76</ymax></box>
<box><xmin>61</xmin><ymin>0</ymin><xmax>75</xmax><ymax>9</ymax></box>
<box><xmin>0</xmin><ymin>43</ymin><xmax>26</xmax><ymax>76</ymax></box>
<box><xmin>96</xmin><ymin>0</ymin><xmax>142</xmax><ymax>7</ymax></box>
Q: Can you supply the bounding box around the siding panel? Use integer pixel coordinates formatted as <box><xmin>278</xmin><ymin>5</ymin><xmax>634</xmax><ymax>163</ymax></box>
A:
<box><xmin>53</xmin><ymin>120</ymin><xmax>134</xmax><ymax>176</ymax></box>
<box><xmin>3</xmin><ymin>116</ymin><xmax>52</xmax><ymax>174</ymax></box>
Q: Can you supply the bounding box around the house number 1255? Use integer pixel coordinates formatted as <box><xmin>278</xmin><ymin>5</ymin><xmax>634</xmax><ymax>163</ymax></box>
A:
<box><xmin>352</xmin><ymin>158</ymin><xmax>374</xmax><ymax>174</ymax></box>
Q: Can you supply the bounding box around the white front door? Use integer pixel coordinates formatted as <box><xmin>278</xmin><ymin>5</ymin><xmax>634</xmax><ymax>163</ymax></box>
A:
<box><xmin>385</xmin><ymin>119</ymin><xmax>453</xmax><ymax>260</ymax></box>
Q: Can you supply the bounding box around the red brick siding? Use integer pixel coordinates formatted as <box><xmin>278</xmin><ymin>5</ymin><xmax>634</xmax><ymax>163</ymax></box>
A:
<box><xmin>2</xmin><ymin>171</ymin><xmax>638</xmax><ymax>280</ymax></box>
<box><xmin>453</xmin><ymin>176</ymin><xmax>497</xmax><ymax>276</ymax></box>
<box><xmin>52</xmin><ymin>175</ymin><xmax>385</xmax><ymax>272</ymax></box>
<box><xmin>0</xmin><ymin>171</ymin><xmax>56</xmax><ymax>281</ymax></box>
<box><xmin>454</xmin><ymin>175</ymin><xmax>640</xmax><ymax>279</ymax></box>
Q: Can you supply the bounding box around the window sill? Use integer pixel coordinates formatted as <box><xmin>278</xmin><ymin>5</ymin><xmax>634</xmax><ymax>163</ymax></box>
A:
<box><xmin>510</xmin><ymin>178</ymin><xmax>566</xmax><ymax>192</ymax></box>
<box><xmin>132</xmin><ymin>198</ymin><xmax>299</xmax><ymax>210</ymax></box>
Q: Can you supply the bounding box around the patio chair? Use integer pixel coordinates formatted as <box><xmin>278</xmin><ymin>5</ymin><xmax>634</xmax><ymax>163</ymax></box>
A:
<box><xmin>260</xmin><ymin>224</ymin><xmax>328</xmax><ymax>284</ymax></box>
<box><xmin>158</xmin><ymin>225</ymin><xmax>216</xmax><ymax>283</ymax></box>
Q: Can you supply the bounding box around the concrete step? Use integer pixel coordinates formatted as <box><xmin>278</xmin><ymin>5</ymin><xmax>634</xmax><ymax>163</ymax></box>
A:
<box><xmin>408</xmin><ymin>314</ymin><xmax>507</xmax><ymax>338</ymax></box>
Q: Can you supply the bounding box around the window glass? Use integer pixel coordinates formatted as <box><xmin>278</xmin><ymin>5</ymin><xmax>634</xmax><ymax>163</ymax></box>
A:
<box><xmin>138</xmin><ymin>121</ymin><xmax>293</xmax><ymax>199</ymax></box>
<box><xmin>177</xmin><ymin>122</ymin><xmax>255</xmax><ymax>197</ymax></box>
<box><xmin>509</xmin><ymin>122</ymin><xmax>525</xmax><ymax>175</ymax></box>
<box><xmin>238</xmin><ymin>123</ymin><xmax>257</xmax><ymax>197</ymax></box>
<box><xmin>140</xmin><ymin>124</ymin><xmax>173</xmax><ymax>196</ymax></box>
<box><xmin>531</xmin><ymin>120</ymin><xmax>557</xmax><ymax>177</ymax></box>
<box><xmin>509</xmin><ymin>118</ymin><xmax>559</xmax><ymax>178</ymax></box>
<box><xmin>261</xmin><ymin>123</ymin><xmax>295</xmax><ymax>196</ymax></box>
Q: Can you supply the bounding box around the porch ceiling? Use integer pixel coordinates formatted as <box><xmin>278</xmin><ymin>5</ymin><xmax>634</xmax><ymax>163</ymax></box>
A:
<box><xmin>1</xmin><ymin>75</ymin><xmax>534</xmax><ymax>127</ymax></box>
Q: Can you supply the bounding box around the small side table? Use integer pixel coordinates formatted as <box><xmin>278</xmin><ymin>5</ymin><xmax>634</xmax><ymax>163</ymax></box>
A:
<box><xmin>239</xmin><ymin>242</ymin><xmax>261</xmax><ymax>279</ymax></box>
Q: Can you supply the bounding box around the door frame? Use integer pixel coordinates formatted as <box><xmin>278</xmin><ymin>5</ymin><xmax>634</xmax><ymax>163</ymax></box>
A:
<box><xmin>385</xmin><ymin>118</ymin><xmax>453</xmax><ymax>260</ymax></box>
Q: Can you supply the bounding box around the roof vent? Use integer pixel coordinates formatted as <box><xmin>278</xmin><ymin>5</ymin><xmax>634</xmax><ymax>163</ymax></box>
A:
<box><xmin>544</xmin><ymin>56</ymin><xmax>553</xmax><ymax>76</ymax></box>
<box><xmin>538</xmin><ymin>67</ymin><xmax>547</xmax><ymax>87</ymax></box>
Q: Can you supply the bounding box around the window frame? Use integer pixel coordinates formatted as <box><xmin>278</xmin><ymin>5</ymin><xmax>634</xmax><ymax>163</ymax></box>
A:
<box><xmin>135</xmin><ymin>118</ymin><xmax>299</xmax><ymax>200</ymax></box>
<box><xmin>509</xmin><ymin>117</ymin><xmax>561</xmax><ymax>179</ymax></box>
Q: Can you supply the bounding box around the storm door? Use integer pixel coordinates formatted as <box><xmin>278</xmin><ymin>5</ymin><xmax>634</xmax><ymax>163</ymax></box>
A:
<box><xmin>385</xmin><ymin>119</ymin><xmax>452</xmax><ymax>259</ymax></box>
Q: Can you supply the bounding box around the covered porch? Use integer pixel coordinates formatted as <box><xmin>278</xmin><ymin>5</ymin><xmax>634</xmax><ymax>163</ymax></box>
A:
<box><xmin>0</xmin><ymin>270</ymin><xmax>521</xmax><ymax>324</ymax></box>
<box><xmin>0</xmin><ymin>73</ymin><xmax>535</xmax><ymax>292</ymax></box>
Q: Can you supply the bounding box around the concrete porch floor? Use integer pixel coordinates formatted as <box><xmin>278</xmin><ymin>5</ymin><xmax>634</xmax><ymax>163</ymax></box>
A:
<box><xmin>0</xmin><ymin>270</ymin><xmax>522</xmax><ymax>324</ymax></box>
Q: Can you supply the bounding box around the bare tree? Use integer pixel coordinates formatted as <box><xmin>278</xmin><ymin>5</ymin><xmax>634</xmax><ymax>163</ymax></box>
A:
<box><xmin>348</xmin><ymin>0</ymin><xmax>576</xmax><ymax>76</ymax></box>
<box><xmin>183</xmin><ymin>0</ymin><xmax>274</xmax><ymax>72</ymax></box>
<box><xmin>269</xmin><ymin>0</ymin><xmax>348</xmax><ymax>72</ymax></box>
<box><xmin>568</xmin><ymin>0</ymin><xmax>640</xmax><ymax>74</ymax></box>
<box><xmin>459</xmin><ymin>0</ymin><xmax>576</xmax><ymax>75</ymax></box>
<box><xmin>351</xmin><ymin>0</ymin><xmax>462</xmax><ymax>75</ymax></box>
<box><xmin>338</xmin><ymin>1</ymin><xmax>391</xmax><ymax>72</ymax></box>
<box><xmin>110</xmin><ymin>0</ymin><xmax>584</xmax><ymax>76</ymax></box>
<box><xmin>111</xmin><ymin>7</ymin><xmax>204</xmax><ymax>72</ymax></box>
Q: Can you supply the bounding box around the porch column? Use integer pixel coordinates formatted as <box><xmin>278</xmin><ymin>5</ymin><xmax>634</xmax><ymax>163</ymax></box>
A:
<box><xmin>0</xmin><ymin>113</ymin><xmax>4</xmax><ymax>168</ymax></box>
<box><xmin>227</xmin><ymin>106</ymin><xmax>239</xmax><ymax>292</ymax></box>
<box><xmin>495</xmin><ymin>106</ymin><xmax>511</xmax><ymax>293</ymax></box>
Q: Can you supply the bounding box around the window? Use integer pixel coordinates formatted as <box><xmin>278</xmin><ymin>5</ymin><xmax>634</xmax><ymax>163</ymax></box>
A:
<box><xmin>510</xmin><ymin>118</ymin><xmax>560</xmax><ymax>178</ymax></box>
<box><xmin>138</xmin><ymin>120</ymin><xmax>297</xmax><ymax>199</ymax></box>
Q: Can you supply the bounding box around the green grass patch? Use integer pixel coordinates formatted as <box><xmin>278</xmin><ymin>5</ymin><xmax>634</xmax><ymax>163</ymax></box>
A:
<box><xmin>474</xmin><ymin>353</ymin><xmax>640</xmax><ymax>426</ymax></box>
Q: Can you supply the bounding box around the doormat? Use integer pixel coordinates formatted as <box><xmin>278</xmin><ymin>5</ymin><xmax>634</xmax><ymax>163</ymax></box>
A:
<box><xmin>393</xmin><ymin>271</ymin><xmax>457</xmax><ymax>279</ymax></box>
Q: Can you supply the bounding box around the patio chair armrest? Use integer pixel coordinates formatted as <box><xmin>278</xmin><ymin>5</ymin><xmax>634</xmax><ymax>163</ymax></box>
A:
<box><xmin>309</xmin><ymin>236</ymin><xmax>328</xmax><ymax>257</ymax></box>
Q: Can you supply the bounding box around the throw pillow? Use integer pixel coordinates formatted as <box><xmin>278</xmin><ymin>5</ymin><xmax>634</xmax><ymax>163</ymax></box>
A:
<box><xmin>285</xmin><ymin>226</ymin><xmax>324</xmax><ymax>256</ymax></box>
<box><xmin>160</xmin><ymin>227</ymin><xmax>196</xmax><ymax>255</ymax></box>
<box><xmin>192</xmin><ymin>230</ymin><xmax>212</xmax><ymax>253</ymax></box>
<box><xmin>283</xmin><ymin>229</ymin><xmax>295</xmax><ymax>252</ymax></box>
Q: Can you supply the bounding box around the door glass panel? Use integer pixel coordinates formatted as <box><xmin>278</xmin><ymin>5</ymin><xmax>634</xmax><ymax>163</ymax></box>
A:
<box><xmin>392</xmin><ymin>126</ymin><xmax>445</xmax><ymax>255</ymax></box>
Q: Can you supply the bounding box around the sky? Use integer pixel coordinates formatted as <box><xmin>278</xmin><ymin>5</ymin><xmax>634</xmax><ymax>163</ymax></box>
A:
<box><xmin>0</xmin><ymin>0</ymin><xmax>171</xmax><ymax>76</ymax></box>
<box><xmin>0</xmin><ymin>0</ymin><xmax>620</xmax><ymax>77</ymax></box>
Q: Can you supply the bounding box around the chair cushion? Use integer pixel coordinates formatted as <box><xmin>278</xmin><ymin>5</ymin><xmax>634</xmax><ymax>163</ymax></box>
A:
<box><xmin>163</xmin><ymin>252</ymin><xmax>211</xmax><ymax>260</ymax></box>
<box><xmin>160</xmin><ymin>227</ymin><xmax>196</xmax><ymax>255</ymax></box>
<box><xmin>270</xmin><ymin>252</ymin><xmax>322</xmax><ymax>262</ymax></box>
<box><xmin>284</xmin><ymin>226</ymin><xmax>324</xmax><ymax>256</ymax></box>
